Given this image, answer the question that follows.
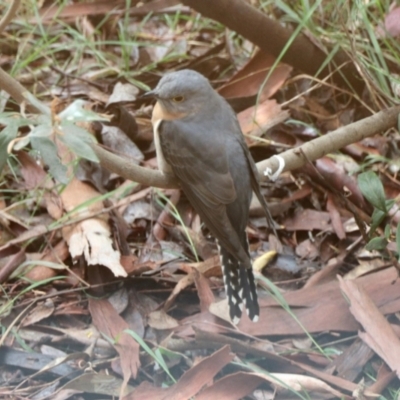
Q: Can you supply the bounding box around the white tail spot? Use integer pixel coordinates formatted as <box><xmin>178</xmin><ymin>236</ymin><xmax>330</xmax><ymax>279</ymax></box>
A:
<box><xmin>232</xmin><ymin>315</ymin><xmax>240</xmax><ymax>325</ymax></box>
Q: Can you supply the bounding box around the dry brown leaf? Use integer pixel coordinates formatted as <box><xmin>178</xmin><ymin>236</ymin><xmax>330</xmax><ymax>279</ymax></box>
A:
<box><xmin>284</xmin><ymin>357</ymin><xmax>367</xmax><ymax>394</ymax></box>
<box><xmin>196</xmin><ymin>370</ymin><xmax>348</xmax><ymax>399</ymax></box>
<box><xmin>163</xmin><ymin>257</ymin><xmax>220</xmax><ymax>311</ymax></box>
<box><xmin>39</xmin><ymin>0</ymin><xmax>182</xmax><ymax>22</ymax></box>
<box><xmin>238</xmin><ymin>267</ymin><xmax>400</xmax><ymax>336</ymax></box>
<box><xmin>208</xmin><ymin>298</ymin><xmax>231</xmax><ymax>324</ymax></box>
<box><xmin>123</xmin><ymin>345</ymin><xmax>234</xmax><ymax>400</ymax></box>
<box><xmin>303</xmin><ymin>256</ymin><xmax>344</xmax><ymax>288</ymax></box>
<box><xmin>60</xmin><ymin>178</ymin><xmax>104</xmax><ymax>215</ymax></box>
<box><xmin>45</xmin><ymin>326</ymin><xmax>110</xmax><ymax>349</ymax></box>
<box><xmin>196</xmin><ymin>255</ymin><xmax>221</xmax><ymax>277</ymax></box>
<box><xmin>89</xmin><ymin>298</ymin><xmax>140</xmax><ymax>395</ymax></box>
<box><xmin>259</xmin><ymin>372</ymin><xmax>344</xmax><ymax>397</ymax></box>
<box><xmin>218</xmin><ymin>50</ymin><xmax>292</xmax><ymax>101</ymax></box>
<box><xmin>24</xmin><ymin>240</ymin><xmax>69</xmax><ymax>281</ymax></box>
<box><xmin>22</xmin><ymin>299</ymin><xmax>55</xmax><ymax>327</ymax></box>
<box><xmin>338</xmin><ymin>276</ymin><xmax>400</xmax><ymax>379</ymax></box>
<box><xmin>343</xmin><ymin>257</ymin><xmax>387</xmax><ymax>280</ymax></box>
<box><xmin>326</xmin><ymin>339</ymin><xmax>373</xmax><ymax>382</ymax></box>
<box><xmin>283</xmin><ymin>209</ymin><xmax>331</xmax><ymax>231</ymax></box>
<box><xmin>0</xmin><ymin>249</ymin><xmax>26</xmax><ymax>283</ymax></box>
<box><xmin>147</xmin><ymin>310</ymin><xmax>179</xmax><ymax>330</ymax></box>
<box><xmin>61</xmin><ymin>179</ymin><xmax>127</xmax><ymax>277</ymax></box>
<box><xmin>238</xmin><ymin>100</ymin><xmax>289</xmax><ymax>138</ymax></box>
<box><xmin>17</xmin><ymin>151</ymin><xmax>50</xmax><ymax>190</ymax></box>
<box><xmin>60</xmin><ymin>371</ymin><xmax>133</xmax><ymax>398</ymax></box>
<box><xmin>379</xmin><ymin>6</ymin><xmax>400</xmax><ymax>38</ymax></box>
<box><xmin>195</xmin><ymin>371</ymin><xmax>263</xmax><ymax>400</ymax></box>
<box><xmin>326</xmin><ymin>194</ymin><xmax>346</xmax><ymax>239</ymax></box>
<box><xmin>0</xmin><ymin>225</ymin><xmax>48</xmax><ymax>254</ymax></box>
<box><xmin>39</xmin><ymin>1</ymin><xmax>127</xmax><ymax>20</ymax></box>
<box><xmin>295</xmin><ymin>239</ymin><xmax>319</xmax><ymax>260</ymax></box>
<box><xmin>314</xmin><ymin>157</ymin><xmax>366</xmax><ymax>207</ymax></box>
<box><xmin>193</xmin><ymin>268</ymin><xmax>215</xmax><ymax>312</ymax></box>
<box><xmin>44</xmin><ymin>192</ymin><xmax>64</xmax><ymax>220</ymax></box>
<box><xmin>175</xmin><ymin>311</ymin><xmax>230</xmax><ymax>337</ymax></box>
<box><xmin>368</xmin><ymin>364</ymin><xmax>397</xmax><ymax>395</ymax></box>
<box><xmin>163</xmin><ymin>272</ymin><xmax>195</xmax><ymax>312</ymax></box>
<box><xmin>193</xmin><ymin>329</ymin><xmax>294</xmax><ymax>371</ymax></box>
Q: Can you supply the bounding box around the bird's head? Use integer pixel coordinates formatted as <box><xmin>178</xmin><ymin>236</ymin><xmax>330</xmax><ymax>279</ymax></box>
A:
<box><xmin>142</xmin><ymin>69</ymin><xmax>215</xmax><ymax>118</ymax></box>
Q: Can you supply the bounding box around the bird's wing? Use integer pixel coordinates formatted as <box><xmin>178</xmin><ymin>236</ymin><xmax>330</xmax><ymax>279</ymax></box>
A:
<box><xmin>236</xmin><ymin>129</ymin><xmax>277</xmax><ymax>234</ymax></box>
<box><xmin>159</xmin><ymin>119</ymin><xmax>251</xmax><ymax>266</ymax></box>
<box><xmin>159</xmin><ymin>119</ymin><xmax>236</xmax><ymax>205</ymax></box>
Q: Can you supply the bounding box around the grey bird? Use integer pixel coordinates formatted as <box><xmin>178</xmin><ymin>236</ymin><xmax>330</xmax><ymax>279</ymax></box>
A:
<box><xmin>143</xmin><ymin>69</ymin><xmax>274</xmax><ymax>323</ymax></box>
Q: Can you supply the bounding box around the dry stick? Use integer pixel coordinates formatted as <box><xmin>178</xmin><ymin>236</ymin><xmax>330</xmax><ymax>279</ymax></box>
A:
<box><xmin>0</xmin><ymin>0</ymin><xmax>21</xmax><ymax>35</ymax></box>
<box><xmin>181</xmin><ymin>0</ymin><xmax>365</xmax><ymax>95</ymax></box>
<box><xmin>257</xmin><ymin>105</ymin><xmax>400</xmax><ymax>182</ymax></box>
<box><xmin>93</xmin><ymin>145</ymin><xmax>179</xmax><ymax>189</ymax></box>
<box><xmin>0</xmin><ymin>67</ymin><xmax>42</xmax><ymax>113</ymax></box>
<box><xmin>0</xmin><ymin>248</ymin><xmax>25</xmax><ymax>284</ymax></box>
<box><xmin>0</xmin><ymin>64</ymin><xmax>399</xmax><ymax>188</ymax></box>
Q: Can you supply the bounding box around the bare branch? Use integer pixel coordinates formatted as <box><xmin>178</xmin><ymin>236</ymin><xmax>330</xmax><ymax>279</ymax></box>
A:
<box><xmin>181</xmin><ymin>0</ymin><xmax>365</xmax><ymax>95</ymax></box>
<box><xmin>0</xmin><ymin>67</ymin><xmax>42</xmax><ymax>113</ymax></box>
<box><xmin>93</xmin><ymin>145</ymin><xmax>179</xmax><ymax>188</ymax></box>
<box><xmin>0</xmin><ymin>0</ymin><xmax>21</xmax><ymax>35</ymax></box>
<box><xmin>258</xmin><ymin>106</ymin><xmax>400</xmax><ymax>182</ymax></box>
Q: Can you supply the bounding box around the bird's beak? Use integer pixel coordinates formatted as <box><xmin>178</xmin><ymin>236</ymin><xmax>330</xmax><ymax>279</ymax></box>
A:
<box><xmin>140</xmin><ymin>89</ymin><xmax>158</xmax><ymax>100</ymax></box>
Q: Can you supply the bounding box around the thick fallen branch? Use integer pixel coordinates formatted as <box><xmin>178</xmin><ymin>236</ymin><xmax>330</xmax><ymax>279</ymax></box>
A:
<box><xmin>182</xmin><ymin>0</ymin><xmax>365</xmax><ymax>95</ymax></box>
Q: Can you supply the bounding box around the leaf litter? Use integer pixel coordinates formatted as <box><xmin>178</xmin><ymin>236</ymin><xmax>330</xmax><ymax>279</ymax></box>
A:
<box><xmin>1</xmin><ymin>1</ymin><xmax>400</xmax><ymax>399</ymax></box>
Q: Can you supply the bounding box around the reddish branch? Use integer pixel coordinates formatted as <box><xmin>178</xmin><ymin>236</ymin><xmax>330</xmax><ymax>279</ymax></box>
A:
<box><xmin>182</xmin><ymin>0</ymin><xmax>365</xmax><ymax>95</ymax></box>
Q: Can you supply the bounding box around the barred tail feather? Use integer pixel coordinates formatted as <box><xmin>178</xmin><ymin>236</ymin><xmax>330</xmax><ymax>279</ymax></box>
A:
<box><xmin>238</xmin><ymin>265</ymin><xmax>259</xmax><ymax>322</ymax></box>
<box><xmin>220</xmin><ymin>248</ymin><xmax>243</xmax><ymax>324</ymax></box>
<box><xmin>220</xmin><ymin>247</ymin><xmax>259</xmax><ymax>324</ymax></box>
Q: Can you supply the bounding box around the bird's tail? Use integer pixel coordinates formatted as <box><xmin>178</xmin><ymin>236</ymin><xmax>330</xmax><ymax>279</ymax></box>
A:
<box><xmin>220</xmin><ymin>248</ymin><xmax>259</xmax><ymax>324</ymax></box>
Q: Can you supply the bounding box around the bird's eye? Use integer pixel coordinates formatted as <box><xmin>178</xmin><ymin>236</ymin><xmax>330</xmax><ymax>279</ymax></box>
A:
<box><xmin>172</xmin><ymin>96</ymin><xmax>184</xmax><ymax>103</ymax></box>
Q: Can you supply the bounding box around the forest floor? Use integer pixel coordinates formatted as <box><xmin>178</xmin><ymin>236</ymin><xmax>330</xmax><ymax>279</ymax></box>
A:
<box><xmin>1</xmin><ymin>1</ymin><xmax>400</xmax><ymax>399</ymax></box>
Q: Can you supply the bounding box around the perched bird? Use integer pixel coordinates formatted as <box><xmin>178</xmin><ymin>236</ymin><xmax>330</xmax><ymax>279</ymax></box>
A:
<box><xmin>143</xmin><ymin>69</ymin><xmax>274</xmax><ymax>323</ymax></box>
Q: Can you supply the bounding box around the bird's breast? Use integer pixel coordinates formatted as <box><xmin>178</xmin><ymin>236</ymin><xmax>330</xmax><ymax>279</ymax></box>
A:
<box><xmin>152</xmin><ymin>102</ymin><xmax>173</xmax><ymax>175</ymax></box>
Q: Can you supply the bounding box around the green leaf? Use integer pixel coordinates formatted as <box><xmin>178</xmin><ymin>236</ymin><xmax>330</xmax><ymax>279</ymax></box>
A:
<box><xmin>358</xmin><ymin>171</ymin><xmax>387</xmax><ymax>212</ymax></box>
<box><xmin>385</xmin><ymin>198</ymin><xmax>395</xmax><ymax>211</ymax></box>
<box><xmin>30</xmin><ymin>136</ymin><xmax>68</xmax><ymax>184</ymax></box>
<box><xmin>59</xmin><ymin>123</ymin><xmax>98</xmax><ymax>162</ymax></box>
<box><xmin>0</xmin><ymin>122</ymin><xmax>19</xmax><ymax>173</ymax></box>
<box><xmin>58</xmin><ymin>100</ymin><xmax>109</xmax><ymax>123</ymax></box>
<box><xmin>384</xmin><ymin>224</ymin><xmax>391</xmax><ymax>239</ymax></box>
<box><xmin>29</xmin><ymin>123</ymin><xmax>52</xmax><ymax>138</ymax></box>
<box><xmin>365</xmin><ymin>236</ymin><xmax>388</xmax><ymax>251</ymax></box>
<box><xmin>0</xmin><ymin>112</ymin><xmax>32</xmax><ymax>127</ymax></box>
<box><xmin>13</xmin><ymin>122</ymin><xmax>53</xmax><ymax>152</ymax></box>
<box><xmin>22</xmin><ymin>91</ymin><xmax>51</xmax><ymax>116</ymax></box>
<box><xmin>370</xmin><ymin>208</ymin><xmax>386</xmax><ymax>235</ymax></box>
